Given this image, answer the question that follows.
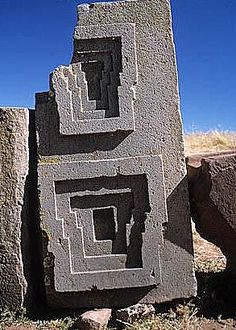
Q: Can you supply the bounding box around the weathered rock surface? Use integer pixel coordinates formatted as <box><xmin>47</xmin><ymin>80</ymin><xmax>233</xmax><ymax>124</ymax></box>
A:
<box><xmin>0</xmin><ymin>108</ymin><xmax>29</xmax><ymax>310</ymax></box>
<box><xmin>116</xmin><ymin>303</ymin><xmax>155</xmax><ymax>323</ymax></box>
<box><xmin>73</xmin><ymin>309</ymin><xmax>112</xmax><ymax>330</ymax></box>
<box><xmin>187</xmin><ymin>152</ymin><xmax>236</xmax><ymax>275</ymax></box>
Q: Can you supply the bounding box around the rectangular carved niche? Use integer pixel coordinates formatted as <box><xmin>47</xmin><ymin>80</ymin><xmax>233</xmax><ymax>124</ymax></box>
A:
<box><xmin>72</xmin><ymin>37</ymin><xmax>122</xmax><ymax>119</ymax></box>
<box><xmin>39</xmin><ymin>156</ymin><xmax>167</xmax><ymax>292</ymax></box>
<box><xmin>52</xmin><ymin>23</ymin><xmax>137</xmax><ymax>135</ymax></box>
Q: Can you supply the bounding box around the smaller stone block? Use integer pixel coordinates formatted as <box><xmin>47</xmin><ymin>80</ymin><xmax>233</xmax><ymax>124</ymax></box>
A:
<box><xmin>74</xmin><ymin>309</ymin><xmax>112</xmax><ymax>330</ymax></box>
<box><xmin>0</xmin><ymin>108</ymin><xmax>29</xmax><ymax>310</ymax></box>
<box><xmin>187</xmin><ymin>152</ymin><xmax>236</xmax><ymax>275</ymax></box>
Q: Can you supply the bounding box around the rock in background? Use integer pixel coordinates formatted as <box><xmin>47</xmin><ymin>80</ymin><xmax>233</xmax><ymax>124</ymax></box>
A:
<box><xmin>0</xmin><ymin>108</ymin><xmax>29</xmax><ymax>310</ymax></box>
<box><xmin>73</xmin><ymin>309</ymin><xmax>112</xmax><ymax>330</ymax></box>
<box><xmin>187</xmin><ymin>152</ymin><xmax>236</xmax><ymax>275</ymax></box>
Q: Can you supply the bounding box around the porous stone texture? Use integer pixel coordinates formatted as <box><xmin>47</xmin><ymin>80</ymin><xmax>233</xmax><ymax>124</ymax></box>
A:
<box><xmin>0</xmin><ymin>108</ymin><xmax>28</xmax><ymax>310</ymax></box>
<box><xmin>53</xmin><ymin>23</ymin><xmax>136</xmax><ymax>135</ymax></box>
<box><xmin>73</xmin><ymin>309</ymin><xmax>111</xmax><ymax>330</ymax></box>
<box><xmin>187</xmin><ymin>152</ymin><xmax>236</xmax><ymax>276</ymax></box>
<box><xmin>36</xmin><ymin>0</ymin><xmax>196</xmax><ymax>309</ymax></box>
<box><xmin>40</xmin><ymin>156</ymin><xmax>166</xmax><ymax>293</ymax></box>
<box><xmin>116</xmin><ymin>303</ymin><xmax>155</xmax><ymax>323</ymax></box>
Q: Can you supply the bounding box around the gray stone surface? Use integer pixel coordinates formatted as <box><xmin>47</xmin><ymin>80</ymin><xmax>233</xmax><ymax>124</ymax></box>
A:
<box><xmin>53</xmin><ymin>23</ymin><xmax>136</xmax><ymax>135</ymax></box>
<box><xmin>0</xmin><ymin>108</ymin><xmax>28</xmax><ymax>310</ymax></box>
<box><xmin>36</xmin><ymin>0</ymin><xmax>196</xmax><ymax>308</ymax></box>
<box><xmin>187</xmin><ymin>152</ymin><xmax>236</xmax><ymax>276</ymax></box>
<box><xmin>40</xmin><ymin>156</ymin><xmax>166</xmax><ymax>292</ymax></box>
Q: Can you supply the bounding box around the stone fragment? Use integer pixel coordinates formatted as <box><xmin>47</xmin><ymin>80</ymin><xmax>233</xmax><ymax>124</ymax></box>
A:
<box><xmin>36</xmin><ymin>0</ymin><xmax>196</xmax><ymax>308</ymax></box>
<box><xmin>73</xmin><ymin>309</ymin><xmax>112</xmax><ymax>330</ymax></box>
<box><xmin>187</xmin><ymin>152</ymin><xmax>236</xmax><ymax>275</ymax></box>
<box><xmin>116</xmin><ymin>303</ymin><xmax>155</xmax><ymax>323</ymax></box>
<box><xmin>0</xmin><ymin>108</ymin><xmax>29</xmax><ymax>310</ymax></box>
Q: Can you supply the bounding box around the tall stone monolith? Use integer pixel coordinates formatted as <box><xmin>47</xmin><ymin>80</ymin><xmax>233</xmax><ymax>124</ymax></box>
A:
<box><xmin>0</xmin><ymin>108</ymin><xmax>28</xmax><ymax>310</ymax></box>
<box><xmin>36</xmin><ymin>0</ymin><xmax>196</xmax><ymax>308</ymax></box>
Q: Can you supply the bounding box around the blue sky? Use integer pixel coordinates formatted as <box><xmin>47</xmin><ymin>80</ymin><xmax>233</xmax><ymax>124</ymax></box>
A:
<box><xmin>0</xmin><ymin>0</ymin><xmax>235</xmax><ymax>132</ymax></box>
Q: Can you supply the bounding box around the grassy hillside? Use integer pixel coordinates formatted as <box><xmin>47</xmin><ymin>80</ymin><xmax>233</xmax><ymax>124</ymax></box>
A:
<box><xmin>184</xmin><ymin>131</ymin><xmax>236</xmax><ymax>156</ymax></box>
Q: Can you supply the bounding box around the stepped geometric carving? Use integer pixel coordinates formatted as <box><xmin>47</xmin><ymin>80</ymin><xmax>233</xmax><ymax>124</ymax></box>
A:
<box><xmin>52</xmin><ymin>23</ymin><xmax>137</xmax><ymax>135</ymax></box>
<box><xmin>39</xmin><ymin>155</ymin><xmax>167</xmax><ymax>291</ymax></box>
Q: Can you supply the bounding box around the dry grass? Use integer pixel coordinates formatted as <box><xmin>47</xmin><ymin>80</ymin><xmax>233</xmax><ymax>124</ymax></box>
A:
<box><xmin>184</xmin><ymin>130</ymin><xmax>236</xmax><ymax>156</ymax></box>
<box><xmin>122</xmin><ymin>305</ymin><xmax>201</xmax><ymax>330</ymax></box>
<box><xmin>193</xmin><ymin>230</ymin><xmax>226</xmax><ymax>273</ymax></box>
<box><xmin>0</xmin><ymin>312</ymin><xmax>74</xmax><ymax>330</ymax></box>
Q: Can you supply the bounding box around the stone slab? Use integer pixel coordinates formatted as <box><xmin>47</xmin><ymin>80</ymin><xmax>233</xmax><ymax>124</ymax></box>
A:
<box><xmin>74</xmin><ymin>308</ymin><xmax>112</xmax><ymax>330</ymax></box>
<box><xmin>0</xmin><ymin>108</ymin><xmax>28</xmax><ymax>310</ymax></box>
<box><xmin>36</xmin><ymin>0</ymin><xmax>196</xmax><ymax>308</ymax></box>
<box><xmin>187</xmin><ymin>153</ymin><xmax>236</xmax><ymax>275</ymax></box>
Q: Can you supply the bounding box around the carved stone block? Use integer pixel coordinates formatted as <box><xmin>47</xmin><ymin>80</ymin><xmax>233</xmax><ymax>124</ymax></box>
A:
<box><xmin>39</xmin><ymin>156</ymin><xmax>166</xmax><ymax>293</ymax></box>
<box><xmin>36</xmin><ymin>0</ymin><xmax>196</xmax><ymax>308</ymax></box>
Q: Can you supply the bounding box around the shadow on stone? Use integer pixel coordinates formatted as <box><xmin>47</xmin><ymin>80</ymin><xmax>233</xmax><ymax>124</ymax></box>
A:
<box><xmin>195</xmin><ymin>270</ymin><xmax>236</xmax><ymax>319</ymax></box>
<box><xmin>35</xmin><ymin>93</ymin><xmax>131</xmax><ymax>157</ymax></box>
<box><xmin>21</xmin><ymin>110</ymin><xmax>46</xmax><ymax>312</ymax></box>
<box><xmin>187</xmin><ymin>154</ymin><xmax>236</xmax><ymax>275</ymax></box>
<box><xmin>165</xmin><ymin>175</ymin><xmax>194</xmax><ymax>256</ymax></box>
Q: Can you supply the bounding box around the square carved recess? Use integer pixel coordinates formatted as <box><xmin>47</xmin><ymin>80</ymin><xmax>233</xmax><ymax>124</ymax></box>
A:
<box><xmin>52</xmin><ymin>23</ymin><xmax>137</xmax><ymax>135</ymax></box>
<box><xmin>39</xmin><ymin>155</ymin><xmax>167</xmax><ymax>292</ymax></box>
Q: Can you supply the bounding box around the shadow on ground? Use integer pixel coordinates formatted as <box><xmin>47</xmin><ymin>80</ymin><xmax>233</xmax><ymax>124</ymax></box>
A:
<box><xmin>195</xmin><ymin>270</ymin><xmax>236</xmax><ymax>319</ymax></box>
